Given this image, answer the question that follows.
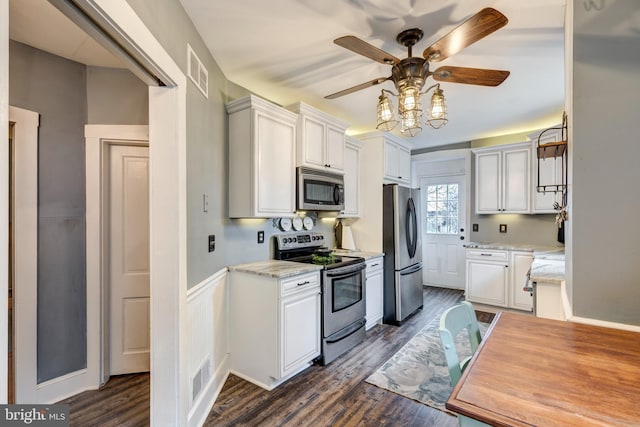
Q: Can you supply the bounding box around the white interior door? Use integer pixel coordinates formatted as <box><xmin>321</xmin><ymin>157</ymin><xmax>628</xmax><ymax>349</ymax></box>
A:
<box><xmin>109</xmin><ymin>144</ymin><xmax>150</xmax><ymax>375</ymax></box>
<box><xmin>420</xmin><ymin>175</ymin><xmax>467</xmax><ymax>289</ymax></box>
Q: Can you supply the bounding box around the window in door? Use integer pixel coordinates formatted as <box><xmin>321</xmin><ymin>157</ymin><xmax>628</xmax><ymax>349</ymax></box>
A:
<box><xmin>426</xmin><ymin>184</ymin><xmax>459</xmax><ymax>234</ymax></box>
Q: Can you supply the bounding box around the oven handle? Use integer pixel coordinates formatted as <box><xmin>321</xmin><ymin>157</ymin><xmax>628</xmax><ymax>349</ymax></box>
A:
<box><xmin>324</xmin><ymin>262</ymin><xmax>366</xmax><ymax>277</ymax></box>
<box><xmin>325</xmin><ymin>319</ymin><xmax>366</xmax><ymax>344</ymax></box>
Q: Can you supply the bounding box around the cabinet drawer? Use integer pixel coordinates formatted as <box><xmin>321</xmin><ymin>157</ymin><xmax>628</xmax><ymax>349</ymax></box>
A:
<box><xmin>281</xmin><ymin>272</ymin><xmax>320</xmax><ymax>297</ymax></box>
<box><xmin>366</xmin><ymin>257</ymin><xmax>383</xmax><ymax>274</ymax></box>
<box><xmin>466</xmin><ymin>249</ymin><xmax>508</xmax><ymax>261</ymax></box>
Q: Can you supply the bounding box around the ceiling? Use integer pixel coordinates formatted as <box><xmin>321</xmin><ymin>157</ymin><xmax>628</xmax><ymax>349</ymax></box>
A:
<box><xmin>180</xmin><ymin>0</ymin><xmax>566</xmax><ymax>149</ymax></box>
<box><xmin>10</xmin><ymin>0</ymin><xmax>566</xmax><ymax>150</ymax></box>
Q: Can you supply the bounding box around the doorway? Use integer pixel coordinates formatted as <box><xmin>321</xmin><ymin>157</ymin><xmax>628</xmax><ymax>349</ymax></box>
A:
<box><xmin>85</xmin><ymin>125</ymin><xmax>150</xmax><ymax>385</ymax></box>
<box><xmin>420</xmin><ymin>175</ymin><xmax>467</xmax><ymax>289</ymax></box>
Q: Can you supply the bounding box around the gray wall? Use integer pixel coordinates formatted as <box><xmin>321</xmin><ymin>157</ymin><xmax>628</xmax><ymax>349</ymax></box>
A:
<box><xmin>124</xmin><ymin>0</ymin><xmax>338</xmax><ymax>287</ymax></box>
<box><xmin>86</xmin><ymin>66</ymin><xmax>148</xmax><ymax>124</ymax></box>
<box><xmin>571</xmin><ymin>0</ymin><xmax>640</xmax><ymax>325</ymax></box>
<box><xmin>9</xmin><ymin>40</ymin><xmax>87</xmax><ymax>382</ymax></box>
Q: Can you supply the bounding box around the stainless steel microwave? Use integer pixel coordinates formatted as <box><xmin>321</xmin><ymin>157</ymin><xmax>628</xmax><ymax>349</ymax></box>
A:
<box><xmin>297</xmin><ymin>167</ymin><xmax>344</xmax><ymax>211</ymax></box>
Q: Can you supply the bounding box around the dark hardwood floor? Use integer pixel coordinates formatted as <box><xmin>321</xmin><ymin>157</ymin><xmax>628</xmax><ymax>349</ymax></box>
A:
<box><xmin>61</xmin><ymin>286</ymin><xmax>491</xmax><ymax>426</ymax></box>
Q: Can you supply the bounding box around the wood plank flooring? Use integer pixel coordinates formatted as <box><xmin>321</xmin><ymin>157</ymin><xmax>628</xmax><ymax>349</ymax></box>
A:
<box><xmin>61</xmin><ymin>286</ymin><xmax>490</xmax><ymax>426</ymax></box>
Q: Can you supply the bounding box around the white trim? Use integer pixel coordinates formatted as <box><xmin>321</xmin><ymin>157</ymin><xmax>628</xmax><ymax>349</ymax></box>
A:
<box><xmin>85</xmin><ymin>125</ymin><xmax>149</xmax><ymax>389</ymax></box>
<box><xmin>186</xmin><ymin>268</ymin><xmax>228</xmax><ymax>301</ymax></box>
<box><xmin>186</xmin><ymin>268</ymin><xmax>230</xmax><ymax>427</ymax></box>
<box><xmin>9</xmin><ymin>106</ymin><xmax>39</xmax><ymax>403</ymax></box>
<box><xmin>79</xmin><ymin>1</ymin><xmax>188</xmax><ymax>425</ymax></box>
<box><xmin>1</xmin><ymin>0</ymin><xmax>9</xmax><ymax>404</ymax></box>
<box><xmin>35</xmin><ymin>369</ymin><xmax>96</xmax><ymax>404</ymax></box>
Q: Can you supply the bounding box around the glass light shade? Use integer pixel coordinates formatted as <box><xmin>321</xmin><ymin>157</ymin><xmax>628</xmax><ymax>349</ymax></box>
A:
<box><xmin>376</xmin><ymin>91</ymin><xmax>399</xmax><ymax>131</ymax></box>
<box><xmin>427</xmin><ymin>87</ymin><xmax>448</xmax><ymax>129</ymax></box>
<box><xmin>400</xmin><ymin>109</ymin><xmax>422</xmax><ymax>137</ymax></box>
<box><xmin>399</xmin><ymin>85</ymin><xmax>421</xmax><ymax>114</ymax></box>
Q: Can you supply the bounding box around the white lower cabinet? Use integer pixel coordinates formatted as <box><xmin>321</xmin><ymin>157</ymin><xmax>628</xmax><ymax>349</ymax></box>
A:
<box><xmin>466</xmin><ymin>249</ymin><xmax>533</xmax><ymax>311</ymax></box>
<box><xmin>230</xmin><ymin>270</ymin><xmax>321</xmax><ymax>390</ymax></box>
<box><xmin>365</xmin><ymin>256</ymin><xmax>384</xmax><ymax>330</ymax></box>
<box><xmin>509</xmin><ymin>251</ymin><xmax>534</xmax><ymax>311</ymax></box>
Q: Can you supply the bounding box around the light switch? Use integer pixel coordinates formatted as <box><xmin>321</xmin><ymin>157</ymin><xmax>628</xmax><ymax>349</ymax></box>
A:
<box><xmin>208</xmin><ymin>234</ymin><xmax>215</xmax><ymax>252</ymax></box>
<box><xmin>499</xmin><ymin>224</ymin><xmax>507</xmax><ymax>233</ymax></box>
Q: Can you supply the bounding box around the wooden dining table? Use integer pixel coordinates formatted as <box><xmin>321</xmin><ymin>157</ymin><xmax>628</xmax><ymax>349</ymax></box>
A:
<box><xmin>446</xmin><ymin>311</ymin><xmax>640</xmax><ymax>426</ymax></box>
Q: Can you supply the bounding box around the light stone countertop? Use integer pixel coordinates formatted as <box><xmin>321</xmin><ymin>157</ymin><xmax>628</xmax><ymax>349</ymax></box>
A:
<box><xmin>464</xmin><ymin>242</ymin><xmax>563</xmax><ymax>253</ymax></box>
<box><xmin>228</xmin><ymin>260</ymin><xmax>323</xmax><ymax>279</ymax></box>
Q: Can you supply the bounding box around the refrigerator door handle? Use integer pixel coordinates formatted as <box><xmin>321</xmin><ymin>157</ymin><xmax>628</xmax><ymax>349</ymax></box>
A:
<box><xmin>399</xmin><ymin>263</ymin><xmax>423</xmax><ymax>276</ymax></box>
<box><xmin>405</xmin><ymin>197</ymin><xmax>418</xmax><ymax>259</ymax></box>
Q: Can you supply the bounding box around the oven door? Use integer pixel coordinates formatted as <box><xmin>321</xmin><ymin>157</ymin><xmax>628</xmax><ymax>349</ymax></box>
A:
<box><xmin>322</xmin><ymin>263</ymin><xmax>366</xmax><ymax>338</ymax></box>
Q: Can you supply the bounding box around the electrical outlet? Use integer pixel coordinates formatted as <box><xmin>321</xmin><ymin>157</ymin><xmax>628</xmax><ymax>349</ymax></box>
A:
<box><xmin>257</xmin><ymin>231</ymin><xmax>265</xmax><ymax>244</ymax></box>
<box><xmin>499</xmin><ymin>224</ymin><xmax>507</xmax><ymax>233</ymax></box>
<box><xmin>208</xmin><ymin>234</ymin><xmax>215</xmax><ymax>252</ymax></box>
<box><xmin>472</xmin><ymin>224</ymin><xmax>479</xmax><ymax>232</ymax></box>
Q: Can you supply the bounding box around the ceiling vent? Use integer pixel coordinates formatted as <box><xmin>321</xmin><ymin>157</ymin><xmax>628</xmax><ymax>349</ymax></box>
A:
<box><xmin>187</xmin><ymin>44</ymin><xmax>208</xmax><ymax>98</ymax></box>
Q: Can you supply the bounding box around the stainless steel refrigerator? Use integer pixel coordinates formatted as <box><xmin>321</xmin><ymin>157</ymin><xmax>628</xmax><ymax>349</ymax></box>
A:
<box><xmin>382</xmin><ymin>184</ymin><xmax>423</xmax><ymax>325</ymax></box>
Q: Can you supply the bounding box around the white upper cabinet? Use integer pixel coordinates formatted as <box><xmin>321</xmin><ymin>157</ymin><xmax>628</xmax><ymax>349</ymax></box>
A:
<box><xmin>227</xmin><ymin>95</ymin><xmax>298</xmax><ymax>218</ymax></box>
<box><xmin>383</xmin><ymin>136</ymin><xmax>411</xmax><ymax>186</ymax></box>
<box><xmin>341</xmin><ymin>136</ymin><xmax>362</xmax><ymax>217</ymax></box>
<box><xmin>528</xmin><ymin>126</ymin><xmax>564</xmax><ymax>213</ymax></box>
<box><xmin>474</xmin><ymin>143</ymin><xmax>531</xmax><ymax>214</ymax></box>
<box><xmin>288</xmin><ymin>102</ymin><xmax>348</xmax><ymax>174</ymax></box>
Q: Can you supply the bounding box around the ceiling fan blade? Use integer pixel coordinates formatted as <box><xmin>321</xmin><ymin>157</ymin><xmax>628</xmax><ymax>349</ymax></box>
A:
<box><xmin>334</xmin><ymin>36</ymin><xmax>400</xmax><ymax>65</ymax></box>
<box><xmin>325</xmin><ymin>77</ymin><xmax>390</xmax><ymax>99</ymax></box>
<box><xmin>432</xmin><ymin>66</ymin><xmax>510</xmax><ymax>86</ymax></box>
<box><xmin>423</xmin><ymin>8</ymin><xmax>508</xmax><ymax>62</ymax></box>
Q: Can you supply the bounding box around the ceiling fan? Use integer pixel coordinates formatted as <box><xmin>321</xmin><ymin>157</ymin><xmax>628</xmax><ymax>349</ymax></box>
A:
<box><xmin>326</xmin><ymin>7</ymin><xmax>510</xmax><ymax>98</ymax></box>
<box><xmin>325</xmin><ymin>8</ymin><xmax>511</xmax><ymax>135</ymax></box>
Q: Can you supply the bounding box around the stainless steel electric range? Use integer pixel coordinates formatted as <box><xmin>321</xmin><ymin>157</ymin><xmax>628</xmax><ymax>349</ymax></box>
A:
<box><xmin>274</xmin><ymin>232</ymin><xmax>366</xmax><ymax>365</ymax></box>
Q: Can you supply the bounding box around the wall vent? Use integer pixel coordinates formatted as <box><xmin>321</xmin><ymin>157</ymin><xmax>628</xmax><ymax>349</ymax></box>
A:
<box><xmin>191</xmin><ymin>356</ymin><xmax>212</xmax><ymax>404</ymax></box>
<box><xmin>187</xmin><ymin>44</ymin><xmax>208</xmax><ymax>98</ymax></box>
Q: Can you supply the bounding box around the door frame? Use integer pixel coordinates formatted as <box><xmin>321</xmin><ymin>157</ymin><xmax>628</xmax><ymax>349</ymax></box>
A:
<box><xmin>9</xmin><ymin>106</ymin><xmax>39</xmax><ymax>403</ymax></box>
<box><xmin>413</xmin><ymin>149</ymin><xmax>472</xmax><ymax>289</ymax></box>
<box><xmin>85</xmin><ymin>125</ymin><xmax>149</xmax><ymax>386</ymax></box>
<box><xmin>2</xmin><ymin>0</ymin><xmax>188</xmax><ymax>422</ymax></box>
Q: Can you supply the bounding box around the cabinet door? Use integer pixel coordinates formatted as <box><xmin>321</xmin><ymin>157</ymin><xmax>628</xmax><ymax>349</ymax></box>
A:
<box><xmin>396</xmin><ymin>143</ymin><xmax>411</xmax><ymax>185</ymax></box>
<box><xmin>326</xmin><ymin>125</ymin><xmax>345</xmax><ymax>172</ymax></box>
<box><xmin>466</xmin><ymin>260</ymin><xmax>508</xmax><ymax>306</ymax></box>
<box><xmin>256</xmin><ymin>111</ymin><xmax>296</xmax><ymax>216</ymax></box>
<box><xmin>365</xmin><ymin>259</ymin><xmax>384</xmax><ymax>330</ymax></box>
<box><xmin>384</xmin><ymin>141</ymin><xmax>400</xmax><ymax>181</ymax></box>
<box><xmin>510</xmin><ymin>252</ymin><xmax>533</xmax><ymax>311</ymax></box>
<box><xmin>280</xmin><ymin>290</ymin><xmax>321</xmax><ymax>377</ymax></box>
<box><xmin>502</xmin><ymin>147</ymin><xmax>531</xmax><ymax>213</ymax></box>
<box><xmin>342</xmin><ymin>141</ymin><xmax>359</xmax><ymax>217</ymax></box>
<box><xmin>300</xmin><ymin>115</ymin><xmax>326</xmax><ymax>169</ymax></box>
<box><xmin>475</xmin><ymin>151</ymin><xmax>501</xmax><ymax>213</ymax></box>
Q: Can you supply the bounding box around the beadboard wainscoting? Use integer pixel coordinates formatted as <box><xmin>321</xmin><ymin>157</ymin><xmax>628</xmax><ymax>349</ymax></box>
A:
<box><xmin>186</xmin><ymin>268</ymin><xmax>230</xmax><ymax>427</ymax></box>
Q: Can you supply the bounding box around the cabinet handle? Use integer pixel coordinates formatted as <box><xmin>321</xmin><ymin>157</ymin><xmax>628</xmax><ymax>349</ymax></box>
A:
<box><xmin>480</xmin><ymin>253</ymin><xmax>493</xmax><ymax>256</ymax></box>
<box><xmin>297</xmin><ymin>280</ymin><xmax>310</xmax><ymax>286</ymax></box>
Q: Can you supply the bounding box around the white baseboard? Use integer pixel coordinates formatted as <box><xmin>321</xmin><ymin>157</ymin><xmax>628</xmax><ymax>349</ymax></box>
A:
<box><xmin>36</xmin><ymin>369</ymin><xmax>96</xmax><ymax>403</ymax></box>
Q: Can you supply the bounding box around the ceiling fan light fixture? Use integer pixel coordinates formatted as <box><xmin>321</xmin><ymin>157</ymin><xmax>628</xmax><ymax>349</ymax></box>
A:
<box><xmin>376</xmin><ymin>90</ymin><xmax>399</xmax><ymax>132</ymax></box>
<box><xmin>426</xmin><ymin>85</ymin><xmax>448</xmax><ymax>129</ymax></box>
<box><xmin>400</xmin><ymin>109</ymin><xmax>422</xmax><ymax>137</ymax></box>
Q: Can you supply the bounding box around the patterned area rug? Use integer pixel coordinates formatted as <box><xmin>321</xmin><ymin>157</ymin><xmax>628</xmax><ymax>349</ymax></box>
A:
<box><xmin>366</xmin><ymin>317</ymin><xmax>489</xmax><ymax>413</ymax></box>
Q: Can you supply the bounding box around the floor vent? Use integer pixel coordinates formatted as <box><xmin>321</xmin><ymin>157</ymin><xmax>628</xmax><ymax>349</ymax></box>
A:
<box><xmin>187</xmin><ymin>44</ymin><xmax>208</xmax><ymax>98</ymax></box>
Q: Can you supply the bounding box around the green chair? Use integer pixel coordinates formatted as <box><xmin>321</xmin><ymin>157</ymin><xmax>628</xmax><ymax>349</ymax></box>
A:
<box><xmin>439</xmin><ymin>301</ymin><xmax>488</xmax><ymax>427</ymax></box>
